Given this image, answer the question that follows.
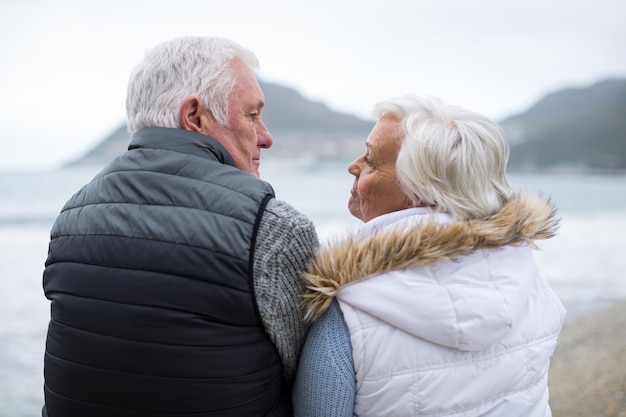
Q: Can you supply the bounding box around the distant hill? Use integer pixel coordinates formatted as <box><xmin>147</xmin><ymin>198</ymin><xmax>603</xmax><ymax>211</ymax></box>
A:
<box><xmin>502</xmin><ymin>78</ymin><xmax>626</xmax><ymax>172</ymax></box>
<box><xmin>65</xmin><ymin>80</ymin><xmax>374</xmax><ymax>168</ymax></box>
<box><xmin>67</xmin><ymin>78</ymin><xmax>626</xmax><ymax>173</ymax></box>
<box><xmin>260</xmin><ymin>81</ymin><xmax>374</xmax><ymax>133</ymax></box>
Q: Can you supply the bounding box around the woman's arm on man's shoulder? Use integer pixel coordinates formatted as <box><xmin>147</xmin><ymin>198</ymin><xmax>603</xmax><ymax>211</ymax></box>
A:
<box><xmin>293</xmin><ymin>299</ymin><xmax>355</xmax><ymax>417</ymax></box>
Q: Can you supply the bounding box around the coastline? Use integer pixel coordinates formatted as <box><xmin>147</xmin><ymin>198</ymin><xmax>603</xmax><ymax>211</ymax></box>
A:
<box><xmin>549</xmin><ymin>299</ymin><xmax>626</xmax><ymax>416</ymax></box>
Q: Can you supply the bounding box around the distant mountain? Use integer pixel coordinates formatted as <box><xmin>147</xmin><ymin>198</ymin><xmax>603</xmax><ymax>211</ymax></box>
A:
<box><xmin>502</xmin><ymin>78</ymin><xmax>626</xmax><ymax>172</ymax></box>
<box><xmin>67</xmin><ymin>78</ymin><xmax>626</xmax><ymax>173</ymax></box>
<box><xmin>65</xmin><ymin>80</ymin><xmax>374</xmax><ymax>168</ymax></box>
<box><xmin>259</xmin><ymin>81</ymin><xmax>374</xmax><ymax>133</ymax></box>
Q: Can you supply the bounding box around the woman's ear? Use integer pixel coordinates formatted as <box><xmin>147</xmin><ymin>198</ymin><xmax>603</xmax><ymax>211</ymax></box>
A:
<box><xmin>179</xmin><ymin>96</ymin><xmax>208</xmax><ymax>132</ymax></box>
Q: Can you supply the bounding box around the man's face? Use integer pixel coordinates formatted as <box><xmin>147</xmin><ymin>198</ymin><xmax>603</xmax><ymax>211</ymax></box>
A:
<box><xmin>203</xmin><ymin>59</ymin><xmax>273</xmax><ymax>177</ymax></box>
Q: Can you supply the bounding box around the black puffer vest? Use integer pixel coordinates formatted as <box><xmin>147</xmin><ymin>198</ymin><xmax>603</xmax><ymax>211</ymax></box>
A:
<box><xmin>43</xmin><ymin>127</ymin><xmax>290</xmax><ymax>416</ymax></box>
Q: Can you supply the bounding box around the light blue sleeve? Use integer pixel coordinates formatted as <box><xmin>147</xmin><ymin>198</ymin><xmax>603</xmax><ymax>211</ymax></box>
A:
<box><xmin>293</xmin><ymin>299</ymin><xmax>355</xmax><ymax>417</ymax></box>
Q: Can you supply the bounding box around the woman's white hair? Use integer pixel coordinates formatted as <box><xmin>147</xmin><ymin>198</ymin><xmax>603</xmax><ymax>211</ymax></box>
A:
<box><xmin>126</xmin><ymin>36</ymin><xmax>259</xmax><ymax>134</ymax></box>
<box><xmin>373</xmin><ymin>94</ymin><xmax>514</xmax><ymax>220</ymax></box>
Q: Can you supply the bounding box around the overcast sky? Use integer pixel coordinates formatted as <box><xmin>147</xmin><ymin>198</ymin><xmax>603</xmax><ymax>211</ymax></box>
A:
<box><xmin>1</xmin><ymin>0</ymin><xmax>625</xmax><ymax>170</ymax></box>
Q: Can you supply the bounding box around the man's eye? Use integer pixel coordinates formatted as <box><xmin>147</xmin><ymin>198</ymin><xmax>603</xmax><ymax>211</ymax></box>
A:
<box><xmin>364</xmin><ymin>156</ymin><xmax>373</xmax><ymax>166</ymax></box>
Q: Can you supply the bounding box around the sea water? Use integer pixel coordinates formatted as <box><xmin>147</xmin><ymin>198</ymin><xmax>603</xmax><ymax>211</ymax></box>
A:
<box><xmin>2</xmin><ymin>164</ymin><xmax>626</xmax><ymax>416</ymax></box>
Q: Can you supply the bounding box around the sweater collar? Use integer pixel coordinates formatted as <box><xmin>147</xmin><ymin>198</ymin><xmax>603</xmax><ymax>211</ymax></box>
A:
<box><xmin>129</xmin><ymin>127</ymin><xmax>236</xmax><ymax>167</ymax></box>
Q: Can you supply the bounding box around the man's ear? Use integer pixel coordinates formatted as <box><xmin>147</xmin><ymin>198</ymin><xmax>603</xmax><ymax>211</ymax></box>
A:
<box><xmin>179</xmin><ymin>96</ymin><xmax>209</xmax><ymax>132</ymax></box>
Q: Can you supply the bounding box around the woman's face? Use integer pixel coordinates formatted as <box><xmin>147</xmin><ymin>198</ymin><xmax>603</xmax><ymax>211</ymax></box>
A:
<box><xmin>347</xmin><ymin>116</ymin><xmax>412</xmax><ymax>222</ymax></box>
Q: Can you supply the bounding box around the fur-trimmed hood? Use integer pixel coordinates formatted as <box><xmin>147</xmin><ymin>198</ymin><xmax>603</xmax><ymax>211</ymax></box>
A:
<box><xmin>303</xmin><ymin>193</ymin><xmax>559</xmax><ymax>332</ymax></box>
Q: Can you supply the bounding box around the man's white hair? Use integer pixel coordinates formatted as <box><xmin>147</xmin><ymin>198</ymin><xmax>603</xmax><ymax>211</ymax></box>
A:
<box><xmin>126</xmin><ymin>36</ymin><xmax>259</xmax><ymax>134</ymax></box>
<box><xmin>373</xmin><ymin>94</ymin><xmax>514</xmax><ymax>220</ymax></box>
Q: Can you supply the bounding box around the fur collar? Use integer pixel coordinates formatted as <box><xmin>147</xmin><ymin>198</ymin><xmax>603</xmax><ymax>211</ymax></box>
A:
<box><xmin>303</xmin><ymin>193</ymin><xmax>559</xmax><ymax>321</ymax></box>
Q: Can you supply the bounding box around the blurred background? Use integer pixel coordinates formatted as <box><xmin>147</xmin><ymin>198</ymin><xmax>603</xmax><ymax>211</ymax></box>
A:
<box><xmin>1</xmin><ymin>1</ymin><xmax>625</xmax><ymax>416</ymax></box>
<box><xmin>1</xmin><ymin>0</ymin><xmax>625</xmax><ymax>170</ymax></box>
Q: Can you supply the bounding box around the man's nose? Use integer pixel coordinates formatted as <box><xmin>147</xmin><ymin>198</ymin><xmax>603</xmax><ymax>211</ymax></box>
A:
<box><xmin>258</xmin><ymin>120</ymin><xmax>273</xmax><ymax>149</ymax></box>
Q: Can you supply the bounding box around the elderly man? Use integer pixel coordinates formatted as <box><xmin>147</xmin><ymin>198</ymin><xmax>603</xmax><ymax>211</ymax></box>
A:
<box><xmin>43</xmin><ymin>36</ymin><xmax>318</xmax><ymax>417</ymax></box>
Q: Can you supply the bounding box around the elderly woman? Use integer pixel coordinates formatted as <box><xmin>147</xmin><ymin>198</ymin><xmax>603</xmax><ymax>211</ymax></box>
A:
<box><xmin>293</xmin><ymin>95</ymin><xmax>566</xmax><ymax>417</ymax></box>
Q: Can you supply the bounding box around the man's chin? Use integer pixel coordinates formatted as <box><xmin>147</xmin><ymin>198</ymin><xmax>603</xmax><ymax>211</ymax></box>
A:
<box><xmin>251</xmin><ymin>162</ymin><xmax>261</xmax><ymax>177</ymax></box>
<box><xmin>239</xmin><ymin>161</ymin><xmax>260</xmax><ymax>177</ymax></box>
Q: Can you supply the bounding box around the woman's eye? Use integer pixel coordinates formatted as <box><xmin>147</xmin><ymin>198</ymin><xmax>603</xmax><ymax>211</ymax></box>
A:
<box><xmin>364</xmin><ymin>156</ymin><xmax>373</xmax><ymax>166</ymax></box>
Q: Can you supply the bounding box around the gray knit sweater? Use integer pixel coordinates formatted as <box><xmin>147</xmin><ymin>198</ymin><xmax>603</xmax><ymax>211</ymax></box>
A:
<box><xmin>254</xmin><ymin>198</ymin><xmax>319</xmax><ymax>383</ymax></box>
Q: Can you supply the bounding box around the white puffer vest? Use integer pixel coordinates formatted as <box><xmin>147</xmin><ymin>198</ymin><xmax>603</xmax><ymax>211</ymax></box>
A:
<box><xmin>304</xmin><ymin>195</ymin><xmax>566</xmax><ymax>417</ymax></box>
<box><xmin>339</xmin><ymin>244</ymin><xmax>564</xmax><ymax>416</ymax></box>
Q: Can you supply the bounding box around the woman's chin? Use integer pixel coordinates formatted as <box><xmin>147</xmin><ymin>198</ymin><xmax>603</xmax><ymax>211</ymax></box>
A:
<box><xmin>347</xmin><ymin>200</ymin><xmax>362</xmax><ymax>222</ymax></box>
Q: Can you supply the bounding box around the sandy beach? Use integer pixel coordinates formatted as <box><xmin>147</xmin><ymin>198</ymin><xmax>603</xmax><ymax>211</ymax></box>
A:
<box><xmin>549</xmin><ymin>300</ymin><xmax>626</xmax><ymax>417</ymax></box>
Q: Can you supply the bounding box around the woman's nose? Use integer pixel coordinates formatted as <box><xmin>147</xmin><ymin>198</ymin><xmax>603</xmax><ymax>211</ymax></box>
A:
<box><xmin>348</xmin><ymin>157</ymin><xmax>359</xmax><ymax>176</ymax></box>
